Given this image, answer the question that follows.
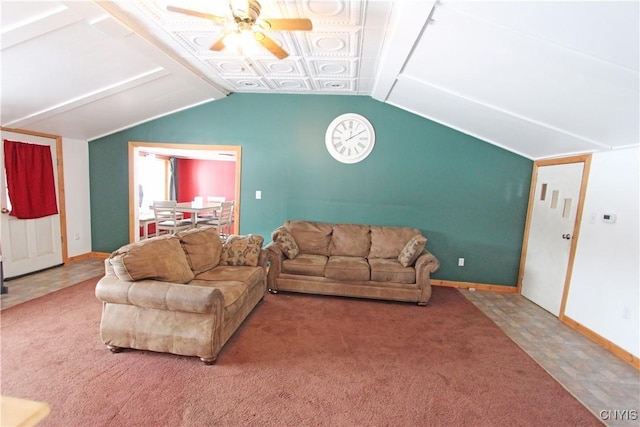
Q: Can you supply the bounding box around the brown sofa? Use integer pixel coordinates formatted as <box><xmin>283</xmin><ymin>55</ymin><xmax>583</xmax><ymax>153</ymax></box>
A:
<box><xmin>265</xmin><ymin>220</ymin><xmax>440</xmax><ymax>305</ymax></box>
<box><xmin>95</xmin><ymin>227</ymin><xmax>267</xmax><ymax>364</ymax></box>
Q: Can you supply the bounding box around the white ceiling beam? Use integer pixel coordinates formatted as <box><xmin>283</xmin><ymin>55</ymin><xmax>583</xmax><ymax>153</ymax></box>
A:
<box><xmin>3</xmin><ymin>68</ymin><xmax>169</xmax><ymax>129</ymax></box>
<box><xmin>371</xmin><ymin>0</ymin><xmax>435</xmax><ymax>102</ymax></box>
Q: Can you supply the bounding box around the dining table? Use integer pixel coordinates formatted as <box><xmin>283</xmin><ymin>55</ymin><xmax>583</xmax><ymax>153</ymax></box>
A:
<box><xmin>138</xmin><ymin>213</ymin><xmax>157</xmax><ymax>239</ymax></box>
<box><xmin>175</xmin><ymin>201</ymin><xmax>222</xmax><ymax>227</ymax></box>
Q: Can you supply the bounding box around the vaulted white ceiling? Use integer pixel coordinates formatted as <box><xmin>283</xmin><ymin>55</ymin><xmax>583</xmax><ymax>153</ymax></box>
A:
<box><xmin>1</xmin><ymin>0</ymin><xmax>638</xmax><ymax>160</ymax></box>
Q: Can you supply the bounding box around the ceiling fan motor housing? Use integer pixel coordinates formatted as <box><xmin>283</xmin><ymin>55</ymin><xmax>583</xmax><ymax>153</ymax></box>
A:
<box><xmin>234</xmin><ymin>0</ymin><xmax>261</xmax><ymax>23</ymax></box>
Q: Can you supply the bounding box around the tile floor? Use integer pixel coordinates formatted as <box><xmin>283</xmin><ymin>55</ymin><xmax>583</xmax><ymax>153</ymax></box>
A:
<box><xmin>463</xmin><ymin>289</ymin><xmax>639</xmax><ymax>427</ymax></box>
<box><xmin>1</xmin><ymin>259</ymin><xmax>638</xmax><ymax>426</ymax></box>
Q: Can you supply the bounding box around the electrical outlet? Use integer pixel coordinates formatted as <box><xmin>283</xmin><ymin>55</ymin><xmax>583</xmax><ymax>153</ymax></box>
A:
<box><xmin>458</xmin><ymin>258</ymin><xmax>465</xmax><ymax>267</ymax></box>
<box><xmin>255</xmin><ymin>190</ymin><xmax>262</xmax><ymax>200</ymax></box>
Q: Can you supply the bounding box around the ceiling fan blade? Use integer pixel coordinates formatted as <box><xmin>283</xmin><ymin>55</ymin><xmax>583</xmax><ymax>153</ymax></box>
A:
<box><xmin>263</xmin><ymin>18</ymin><xmax>312</xmax><ymax>31</ymax></box>
<box><xmin>210</xmin><ymin>33</ymin><xmax>229</xmax><ymax>51</ymax></box>
<box><xmin>166</xmin><ymin>5</ymin><xmax>227</xmax><ymax>23</ymax></box>
<box><xmin>254</xmin><ymin>32</ymin><xmax>289</xmax><ymax>59</ymax></box>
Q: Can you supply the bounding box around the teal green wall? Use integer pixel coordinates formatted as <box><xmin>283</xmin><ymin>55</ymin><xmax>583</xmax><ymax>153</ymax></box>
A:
<box><xmin>89</xmin><ymin>94</ymin><xmax>532</xmax><ymax>286</ymax></box>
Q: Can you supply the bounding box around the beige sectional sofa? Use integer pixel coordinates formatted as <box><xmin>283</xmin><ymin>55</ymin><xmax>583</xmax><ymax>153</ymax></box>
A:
<box><xmin>95</xmin><ymin>227</ymin><xmax>267</xmax><ymax>364</ymax></box>
<box><xmin>265</xmin><ymin>220</ymin><xmax>440</xmax><ymax>305</ymax></box>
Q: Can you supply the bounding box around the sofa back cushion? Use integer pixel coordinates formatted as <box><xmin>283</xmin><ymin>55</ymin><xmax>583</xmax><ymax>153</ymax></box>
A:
<box><xmin>285</xmin><ymin>220</ymin><xmax>332</xmax><ymax>256</ymax></box>
<box><xmin>330</xmin><ymin>224</ymin><xmax>371</xmax><ymax>257</ymax></box>
<box><xmin>109</xmin><ymin>235</ymin><xmax>195</xmax><ymax>283</ymax></box>
<box><xmin>176</xmin><ymin>226</ymin><xmax>223</xmax><ymax>275</ymax></box>
<box><xmin>368</xmin><ymin>226</ymin><xmax>422</xmax><ymax>259</ymax></box>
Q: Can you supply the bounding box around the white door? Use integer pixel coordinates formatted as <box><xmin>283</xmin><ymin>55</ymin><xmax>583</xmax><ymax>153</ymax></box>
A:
<box><xmin>520</xmin><ymin>160</ymin><xmax>586</xmax><ymax>316</ymax></box>
<box><xmin>0</xmin><ymin>131</ymin><xmax>63</xmax><ymax>278</ymax></box>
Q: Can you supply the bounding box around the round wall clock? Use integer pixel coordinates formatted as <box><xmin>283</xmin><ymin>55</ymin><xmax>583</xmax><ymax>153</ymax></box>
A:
<box><xmin>325</xmin><ymin>113</ymin><xmax>375</xmax><ymax>164</ymax></box>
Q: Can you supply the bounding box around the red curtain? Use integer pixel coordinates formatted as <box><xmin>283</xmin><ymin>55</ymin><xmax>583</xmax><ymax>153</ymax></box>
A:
<box><xmin>3</xmin><ymin>139</ymin><xmax>58</xmax><ymax>219</ymax></box>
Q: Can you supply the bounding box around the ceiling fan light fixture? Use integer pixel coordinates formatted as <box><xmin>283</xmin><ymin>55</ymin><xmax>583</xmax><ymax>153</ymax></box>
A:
<box><xmin>225</xmin><ymin>29</ymin><xmax>258</xmax><ymax>55</ymax></box>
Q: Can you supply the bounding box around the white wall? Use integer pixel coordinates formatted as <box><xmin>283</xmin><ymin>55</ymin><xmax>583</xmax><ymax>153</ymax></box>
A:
<box><xmin>565</xmin><ymin>147</ymin><xmax>639</xmax><ymax>358</ymax></box>
<box><xmin>62</xmin><ymin>138</ymin><xmax>92</xmax><ymax>258</ymax></box>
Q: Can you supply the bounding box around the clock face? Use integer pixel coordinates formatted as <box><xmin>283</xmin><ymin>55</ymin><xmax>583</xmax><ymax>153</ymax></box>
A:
<box><xmin>325</xmin><ymin>113</ymin><xmax>375</xmax><ymax>164</ymax></box>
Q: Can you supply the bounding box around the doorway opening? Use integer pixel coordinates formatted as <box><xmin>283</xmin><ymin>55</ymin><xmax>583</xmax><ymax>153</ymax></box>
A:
<box><xmin>128</xmin><ymin>141</ymin><xmax>242</xmax><ymax>242</ymax></box>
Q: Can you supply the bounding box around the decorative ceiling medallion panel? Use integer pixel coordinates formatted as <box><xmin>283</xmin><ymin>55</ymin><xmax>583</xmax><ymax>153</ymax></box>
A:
<box><xmin>308</xmin><ymin>59</ymin><xmax>357</xmax><ymax>78</ymax></box>
<box><xmin>253</xmin><ymin>58</ymin><xmax>306</xmax><ymax>77</ymax></box>
<box><xmin>304</xmin><ymin>31</ymin><xmax>360</xmax><ymax>56</ymax></box>
<box><xmin>204</xmin><ymin>58</ymin><xmax>259</xmax><ymax>76</ymax></box>
<box><xmin>172</xmin><ymin>31</ymin><xmax>225</xmax><ymax>55</ymax></box>
<box><xmin>314</xmin><ymin>78</ymin><xmax>356</xmax><ymax>92</ymax></box>
<box><xmin>285</xmin><ymin>0</ymin><xmax>362</xmax><ymax>24</ymax></box>
<box><xmin>227</xmin><ymin>77</ymin><xmax>271</xmax><ymax>91</ymax></box>
<box><xmin>271</xmin><ymin>78</ymin><xmax>313</xmax><ymax>91</ymax></box>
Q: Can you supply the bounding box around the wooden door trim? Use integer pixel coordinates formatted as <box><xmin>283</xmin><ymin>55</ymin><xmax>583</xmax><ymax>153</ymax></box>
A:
<box><xmin>517</xmin><ymin>154</ymin><xmax>591</xmax><ymax>321</ymax></box>
<box><xmin>0</xmin><ymin>127</ymin><xmax>68</xmax><ymax>264</ymax></box>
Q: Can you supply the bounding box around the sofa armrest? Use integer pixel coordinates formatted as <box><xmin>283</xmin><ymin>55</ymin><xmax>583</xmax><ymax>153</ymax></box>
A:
<box><xmin>95</xmin><ymin>275</ymin><xmax>224</xmax><ymax>314</ymax></box>
<box><xmin>264</xmin><ymin>242</ymin><xmax>284</xmax><ymax>291</ymax></box>
<box><xmin>258</xmin><ymin>248</ymin><xmax>269</xmax><ymax>268</ymax></box>
<box><xmin>415</xmin><ymin>250</ymin><xmax>440</xmax><ymax>274</ymax></box>
<box><xmin>414</xmin><ymin>250</ymin><xmax>440</xmax><ymax>305</ymax></box>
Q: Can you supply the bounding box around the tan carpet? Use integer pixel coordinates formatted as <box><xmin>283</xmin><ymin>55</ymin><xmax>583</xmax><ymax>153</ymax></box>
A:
<box><xmin>0</xmin><ymin>276</ymin><xmax>600</xmax><ymax>426</ymax></box>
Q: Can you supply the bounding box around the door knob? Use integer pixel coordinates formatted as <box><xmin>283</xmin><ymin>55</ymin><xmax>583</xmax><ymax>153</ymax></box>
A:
<box><xmin>562</xmin><ymin>234</ymin><xmax>572</xmax><ymax>240</ymax></box>
<box><xmin>1</xmin><ymin>208</ymin><xmax>9</xmax><ymax>214</ymax></box>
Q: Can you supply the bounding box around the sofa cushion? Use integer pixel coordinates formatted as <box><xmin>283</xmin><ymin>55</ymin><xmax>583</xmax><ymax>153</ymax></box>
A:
<box><xmin>369</xmin><ymin>258</ymin><xmax>416</xmax><ymax>284</ymax></box>
<box><xmin>272</xmin><ymin>226</ymin><xmax>300</xmax><ymax>259</ymax></box>
<box><xmin>192</xmin><ymin>280</ymin><xmax>248</xmax><ymax>309</ymax></box>
<box><xmin>176</xmin><ymin>226</ymin><xmax>223</xmax><ymax>275</ymax></box>
<box><xmin>285</xmin><ymin>220</ymin><xmax>332</xmax><ymax>256</ymax></box>
<box><xmin>282</xmin><ymin>254</ymin><xmax>328</xmax><ymax>276</ymax></box>
<box><xmin>398</xmin><ymin>235</ymin><xmax>427</xmax><ymax>267</ymax></box>
<box><xmin>220</xmin><ymin>234</ymin><xmax>264</xmax><ymax>267</ymax></box>
<box><xmin>325</xmin><ymin>256</ymin><xmax>370</xmax><ymax>281</ymax></box>
<box><xmin>368</xmin><ymin>226</ymin><xmax>421</xmax><ymax>259</ymax></box>
<box><xmin>194</xmin><ymin>265</ymin><xmax>264</xmax><ymax>289</ymax></box>
<box><xmin>330</xmin><ymin>224</ymin><xmax>371</xmax><ymax>257</ymax></box>
<box><xmin>109</xmin><ymin>235</ymin><xmax>194</xmax><ymax>283</ymax></box>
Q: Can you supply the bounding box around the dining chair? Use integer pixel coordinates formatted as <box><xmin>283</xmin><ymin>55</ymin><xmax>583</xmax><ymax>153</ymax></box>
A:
<box><xmin>153</xmin><ymin>200</ymin><xmax>192</xmax><ymax>235</ymax></box>
<box><xmin>198</xmin><ymin>201</ymin><xmax>234</xmax><ymax>237</ymax></box>
<box><xmin>207</xmin><ymin>196</ymin><xmax>226</xmax><ymax>203</ymax></box>
<box><xmin>195</xmin><ymin>196</ymin><xmax>226</xmax><ymax>224</ymax></box>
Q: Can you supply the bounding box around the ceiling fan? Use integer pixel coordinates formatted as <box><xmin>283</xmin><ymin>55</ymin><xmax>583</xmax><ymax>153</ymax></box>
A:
<box><xmin>166</xmin><ymin>0</ymin><xmax>312</xmax><ymax>59</ymax></box>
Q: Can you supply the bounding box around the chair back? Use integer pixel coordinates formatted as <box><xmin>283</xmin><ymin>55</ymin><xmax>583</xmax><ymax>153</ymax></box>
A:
<box><xmin>219</xmin><ymin>201</ymin><xmax>234</xmax><ymax>235</ymax></box>
<box><xmin>153</xmin><ymin>200</ymin><xmax>178</xmax><ymax>221</ymax></box>
<box><xmin>201</xmin><ymin>201</ymin><xmax>234</xmax><ymax>236</ymax></box>
<box><xmin>207</xmin><ymin>196</ymin><xmax>226</xmax><ymax>203</ymax></box>
<box><xmin>153</xmin><ymin>200</ymin><xmax>191</xmax><ymax>234</ymax></box>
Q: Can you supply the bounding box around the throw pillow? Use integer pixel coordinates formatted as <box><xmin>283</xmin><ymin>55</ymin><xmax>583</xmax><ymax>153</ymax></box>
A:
<box><xmin>398</xmin><ymin>235</ymin><xmax>427</xmax><ymax>267</ymax></box>
<box><xmin>109</xmin><ymin>235</ymin><xmax>195</xmax><ymax>283</ymax></box>
<box><xmin>176</xmin><ymin>226</ymin><xmax>223</xmax><ymax>275</ymax></box>
<box><xmin>272</xmin><ymin>226</ymin><xmax>299</xmax><ymax>259</ymax></box>
<box><xmin>220</xmin><ymin>234</ymin><xmax>265</xmax><ymax>267</ymax></box>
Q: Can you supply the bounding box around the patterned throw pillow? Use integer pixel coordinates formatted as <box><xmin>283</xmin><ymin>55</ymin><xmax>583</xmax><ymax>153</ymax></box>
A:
<box><xmin>272</xmin><ymin>226</ymin><xmax>300</xmax><ymax>259</ymax></box>
<box><xmin>398</xmin><ymin>235</ymin><xmax>427</xmax><ymax>267</ymax></box>
<box><xmin>220</xmin><ymin>234</ymin><xmax>265</xmax><ymax>267</ymax></box>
